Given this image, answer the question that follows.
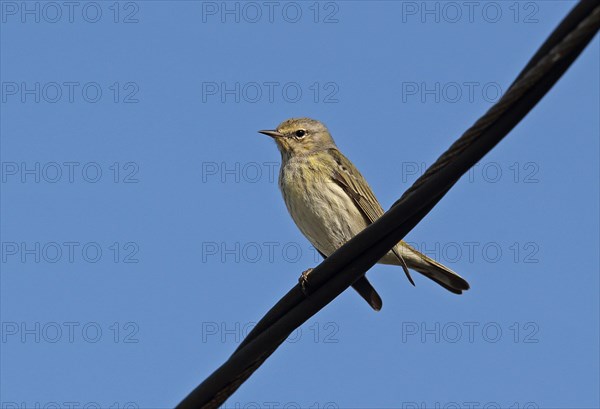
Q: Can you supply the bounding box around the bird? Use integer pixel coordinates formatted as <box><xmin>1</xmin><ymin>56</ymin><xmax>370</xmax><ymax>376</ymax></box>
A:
<box><xmin>259</xmin><ymin>118</ymin><xmax>469</xmax><ymax>310</ymax></box>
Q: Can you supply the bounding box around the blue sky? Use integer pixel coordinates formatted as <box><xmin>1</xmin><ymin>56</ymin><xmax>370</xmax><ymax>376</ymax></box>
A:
<box><xmin>1</xmin><ymin>1</ymin><xmax>598</xmax><ymax>408</ymax></box>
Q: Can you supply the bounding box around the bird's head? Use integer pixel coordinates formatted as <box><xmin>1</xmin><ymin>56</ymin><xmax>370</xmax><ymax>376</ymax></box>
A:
<box><xmin>259</xmin><ymin>118</ymin><xmax>336</xmax><ymax>159</ymax></box>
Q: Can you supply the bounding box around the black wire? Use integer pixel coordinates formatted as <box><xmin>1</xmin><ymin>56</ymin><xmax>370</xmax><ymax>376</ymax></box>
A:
<box><xmin>510</xmin><ymin>0</ymin><xmax>600</xmax><ymax>89</ymax></box>
<box><xmin>177</xmin><ymin>2</ymin><xmax>600</xmax><ymax>408</ymax></box>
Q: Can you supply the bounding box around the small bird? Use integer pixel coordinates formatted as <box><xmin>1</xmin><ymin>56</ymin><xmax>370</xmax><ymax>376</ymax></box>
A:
<box><xmin>259</xmin><ymin>118</ymin><xmax>469</xmax><ymax>311</ymax></box>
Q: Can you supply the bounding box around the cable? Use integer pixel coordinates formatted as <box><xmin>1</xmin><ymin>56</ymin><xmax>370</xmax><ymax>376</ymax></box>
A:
<box><xmin>176</xmin><ymin>2</ymin><xmax>600</xmax><ymax>408</ymax></box>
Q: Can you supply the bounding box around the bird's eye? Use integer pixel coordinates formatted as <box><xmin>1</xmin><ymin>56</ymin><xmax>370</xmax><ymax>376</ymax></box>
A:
<box><xmin>295</xmin><ymin>129</ymin><xmax>306</xmax><ymax>138</ymax></box>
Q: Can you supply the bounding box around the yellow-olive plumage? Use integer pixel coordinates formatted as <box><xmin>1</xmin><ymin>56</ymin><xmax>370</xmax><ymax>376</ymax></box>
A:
<box><xmin>259</xmin><ymin>118</ymin><xmax>469</xmax><ymax>310</ymax></box>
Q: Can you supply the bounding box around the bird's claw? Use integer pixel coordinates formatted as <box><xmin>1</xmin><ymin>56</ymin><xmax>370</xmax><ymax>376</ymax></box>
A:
<box><xmin>298</xmin><ymin>268</ymin><xmax>314</xmax><ymax>296</ymax></box>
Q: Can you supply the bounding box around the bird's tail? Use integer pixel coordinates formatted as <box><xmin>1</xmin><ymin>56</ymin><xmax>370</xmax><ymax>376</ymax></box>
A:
<box><xmin>399</xmin><ymin>243</ymin><xmax>470</xmax><ymax>294</ymax></box>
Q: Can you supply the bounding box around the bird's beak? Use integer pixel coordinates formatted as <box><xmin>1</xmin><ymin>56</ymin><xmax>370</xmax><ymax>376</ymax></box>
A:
<box><xmin>258</xmin><ymin>130</ymin><xmax>284</xmax><ymax>139</ymax></box>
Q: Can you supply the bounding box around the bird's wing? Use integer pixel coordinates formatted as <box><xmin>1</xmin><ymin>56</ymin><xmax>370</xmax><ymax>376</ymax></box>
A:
<box><xmin>328</xmin><ymin>149</ymin><xmax>415</xmax><ymax>285</ymax></box>
<box><xmin>328</xmin><ymin>148</ymin><xmax>385</xmax><ymax>222</ymax></box>
<box><xmin>315</xmin><ymin>245</ymin><xmax>382</xmax><ymax>311</ymax></box>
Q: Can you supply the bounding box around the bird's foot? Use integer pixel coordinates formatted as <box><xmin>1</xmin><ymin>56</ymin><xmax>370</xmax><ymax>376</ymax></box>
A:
<box><xmin>298</xmin><ymin>268</ymin><xmax>314</xmax><ymax>296</ymax></box>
